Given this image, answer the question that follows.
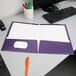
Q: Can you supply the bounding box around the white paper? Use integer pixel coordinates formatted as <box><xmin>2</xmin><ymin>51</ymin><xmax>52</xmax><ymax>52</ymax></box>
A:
<box><xmin>7</xmin><ymin>23</ymin><xmax>70</xmax><ymax>42</ymax></box>
<box><xmin>14</xmin><ymin>41</ymin><xmax>28</xmax><ymax>49</ymax></box>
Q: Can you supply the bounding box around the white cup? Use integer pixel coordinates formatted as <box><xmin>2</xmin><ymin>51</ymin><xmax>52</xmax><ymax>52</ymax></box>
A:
<box><xmin>24</xmin><ymin>7</ymin><xmax>33</xmax><ymax>19</ymax></box>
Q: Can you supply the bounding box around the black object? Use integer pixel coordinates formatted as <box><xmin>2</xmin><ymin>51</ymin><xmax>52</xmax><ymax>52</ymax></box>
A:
<box><xmin>0</xmin><ymin>54</ymin><xmax>11</xmax><ymax>76</ymax></box>
<box><xmin>42</xmin><ymin>5</ymin><xmax>59</xmax><ymax>12</ymax></box>
<box><xmin>0</xmin><ymin>20</ymin><xmax>6</xmax><ymax>31</ymax></box>
<box><xmin>45</xmin><ymin>50</ymin><xmax>76</xmax><ymax>76</ymax></box>
<box><xmin>33</xmin><ymin>0</ymin><xmax>64</xmax><ymax>9</ymax></box>
<box><xmin>43</xmin><ymin>7</ymin><xmax>76</xmax><ymax>23</ymax></box>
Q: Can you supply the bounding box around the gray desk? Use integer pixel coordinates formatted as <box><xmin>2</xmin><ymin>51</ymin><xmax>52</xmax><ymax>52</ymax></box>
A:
<box><xmin>0</xmin><ymin>1</ymin><xmax>76</xmax><ymax>76</ymax></box>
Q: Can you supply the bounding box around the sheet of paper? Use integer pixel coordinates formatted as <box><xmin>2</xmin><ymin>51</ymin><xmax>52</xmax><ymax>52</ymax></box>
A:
<box><xmin>7</xmin><ymin>23</ymin><xmax>38</xmax><ymax>40</ymax></box>
<box><xmin>7</xmin><ymin>23</ymin><xmax>70</xmax><ymax>42</ymax></box>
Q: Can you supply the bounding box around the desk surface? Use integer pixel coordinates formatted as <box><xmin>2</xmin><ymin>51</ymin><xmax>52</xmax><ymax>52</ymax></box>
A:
<box><xmin>0</xmin><ymin>1</ymin><xmax>76</xmax><ymax>76</ymax></box>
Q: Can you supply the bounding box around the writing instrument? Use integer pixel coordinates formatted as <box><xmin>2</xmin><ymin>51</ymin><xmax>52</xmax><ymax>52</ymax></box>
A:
<box><xmin>25</xmin><ymin>3</ymin><xmax>28</xmax><ymax>9</ymax></box>
<box><xmin>25</xmin><ymin>56</ymin><xmax>29</xmax><ymax>76</ymax></box>
<box><xmin>28</xmin><ymin>1</ymin><xmax>32</xmax><ymax>9</ymax></box>
<box><xmin>22</xmin><ymin>3</ymin><xmax>27</xmax><ymax>9</ymax></box>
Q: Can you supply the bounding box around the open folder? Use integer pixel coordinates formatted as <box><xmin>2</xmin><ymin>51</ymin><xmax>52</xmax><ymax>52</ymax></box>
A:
<box><xmin>2</xmin><ymin>22</ymin><xmax>74</xmax><ymax>54</ymax></box>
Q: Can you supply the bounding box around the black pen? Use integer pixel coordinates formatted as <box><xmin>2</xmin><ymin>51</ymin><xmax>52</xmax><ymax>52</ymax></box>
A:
<box><xmin>25</xmin><ymin>2</ymin><xmax>28</xmax><ymax>9</ymax></box>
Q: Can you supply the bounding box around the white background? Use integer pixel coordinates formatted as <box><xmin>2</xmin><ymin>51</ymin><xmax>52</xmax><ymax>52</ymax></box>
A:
<box><xmin>0</xmin><ymin>0</ymin><xmax>25</xmax><ymax>19</ymax></box>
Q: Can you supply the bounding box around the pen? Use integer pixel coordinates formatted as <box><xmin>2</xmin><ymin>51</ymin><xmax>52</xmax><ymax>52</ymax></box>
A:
<box><xmin>22</xmin><ymin>3</ymin><xmax>27</xmax><ymax>9</ymax></box>
<box><xmin>28</xmin><ymin>1</ymin><xmax>32</xmax><ymax>9</ymax></box>
<box><xmin>25</xmin><ymin>56</ymin><xmax>29</xmax><ymax>76</ymax></box>
<box><xmin>25</xmin><ymin>3</ymin><xmax>28</xmax><ymax>9</ymax></box>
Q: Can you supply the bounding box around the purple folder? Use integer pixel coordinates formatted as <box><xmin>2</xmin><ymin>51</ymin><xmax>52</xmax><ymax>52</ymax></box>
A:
<box><xmin>1</xmin><ymin>22</ymin><xmax>74</xmax><ymax>55</ymax></box>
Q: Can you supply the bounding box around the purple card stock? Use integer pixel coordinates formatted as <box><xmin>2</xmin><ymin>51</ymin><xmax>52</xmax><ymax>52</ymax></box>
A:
<box><xmin>39</xmin><ymin>40</ymin><xmax>73</xmax><ymax>54</ymax></box>
<box><xmin>1</xmin><ymin>22</ymin><xmax>74</xmax><ymax>55</ymax></box>
<box><xmin>2</xmin><ymin>39</ymin><xmax>37</xmax><ymax>53</ymax></box>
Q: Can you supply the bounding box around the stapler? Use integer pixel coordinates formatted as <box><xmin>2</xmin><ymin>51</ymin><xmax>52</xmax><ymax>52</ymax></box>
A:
<box><xmin>0</xmin><ymin>20</ymin><xmax>6</xmax><ymax>31</ymax></box>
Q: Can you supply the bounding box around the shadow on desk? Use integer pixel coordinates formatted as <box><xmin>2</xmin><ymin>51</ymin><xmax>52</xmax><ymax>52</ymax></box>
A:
<box><xmin>45</xmin><ymin>50</ymin><xmax>76</xmax><ymax>76</ymax></box>
<box><xmin>0</xmin><ymin>54</ymin><xmax>11</xmax><ymax>76</ymax></box>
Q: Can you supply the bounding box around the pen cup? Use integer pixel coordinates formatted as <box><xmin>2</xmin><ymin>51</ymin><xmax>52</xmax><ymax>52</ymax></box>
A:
<box><xmin>24</xmin><ymin>7</ymin><xmax>34</xmax><ymax>19</ymax></box>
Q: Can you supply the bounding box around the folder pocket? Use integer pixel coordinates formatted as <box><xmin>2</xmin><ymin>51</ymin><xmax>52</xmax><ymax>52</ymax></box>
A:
<box><xmin>2</xmin><ymin>39</ymin><xmax>37</xmax><ymax>53</ymax></box>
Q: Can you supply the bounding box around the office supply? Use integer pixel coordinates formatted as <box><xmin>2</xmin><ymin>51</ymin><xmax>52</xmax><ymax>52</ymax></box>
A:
<box><xmin>0</xmin><ymin>54</ymin><xmax>11</xmax><ymax>76</ymax></box>
<box><xmin>23</xmin><ymin>2</ymin><xmax>33</xmax><ymax>19</ymax></box>
<box><xmin>25</xmin><ymin>3</ymin><xmax>28</xmax><ymax>9</ymax></box>
<box><xmin>43</xmin><ymin>7</ymin><xmax>76</xmax><ymax>23</ymax></box>
<box><xmin>28</xmin><ymin>1</ymin><xmax>32</xmax><ymax>9</ymax></box>
<box><xmin>25</xmin><ymin>56</ymin><xmax>29</xmax><ymax>76</ymax></box>
<box><xmin>22</xmin><ymin>3</ymin><xmax>27</xmax><ymax>9</ymax></box>
<box><xmin>0</xmin><ymin>20</ymin><xmax>6</xmax><ymax>31</ymax></box>
<box><xmin>45</xmin><ymin>50</ymin><xmax>76</xmax><ymax>76</ymax></box>
<box><xmin>24</xmin><ymin>7</ymin><xmax>33</xmax><ymax>19</ymax></box>
<box><xmin>1</xmin><ymin>22</ymin><xmax>74</xmax><ymax>55</ymax></box>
